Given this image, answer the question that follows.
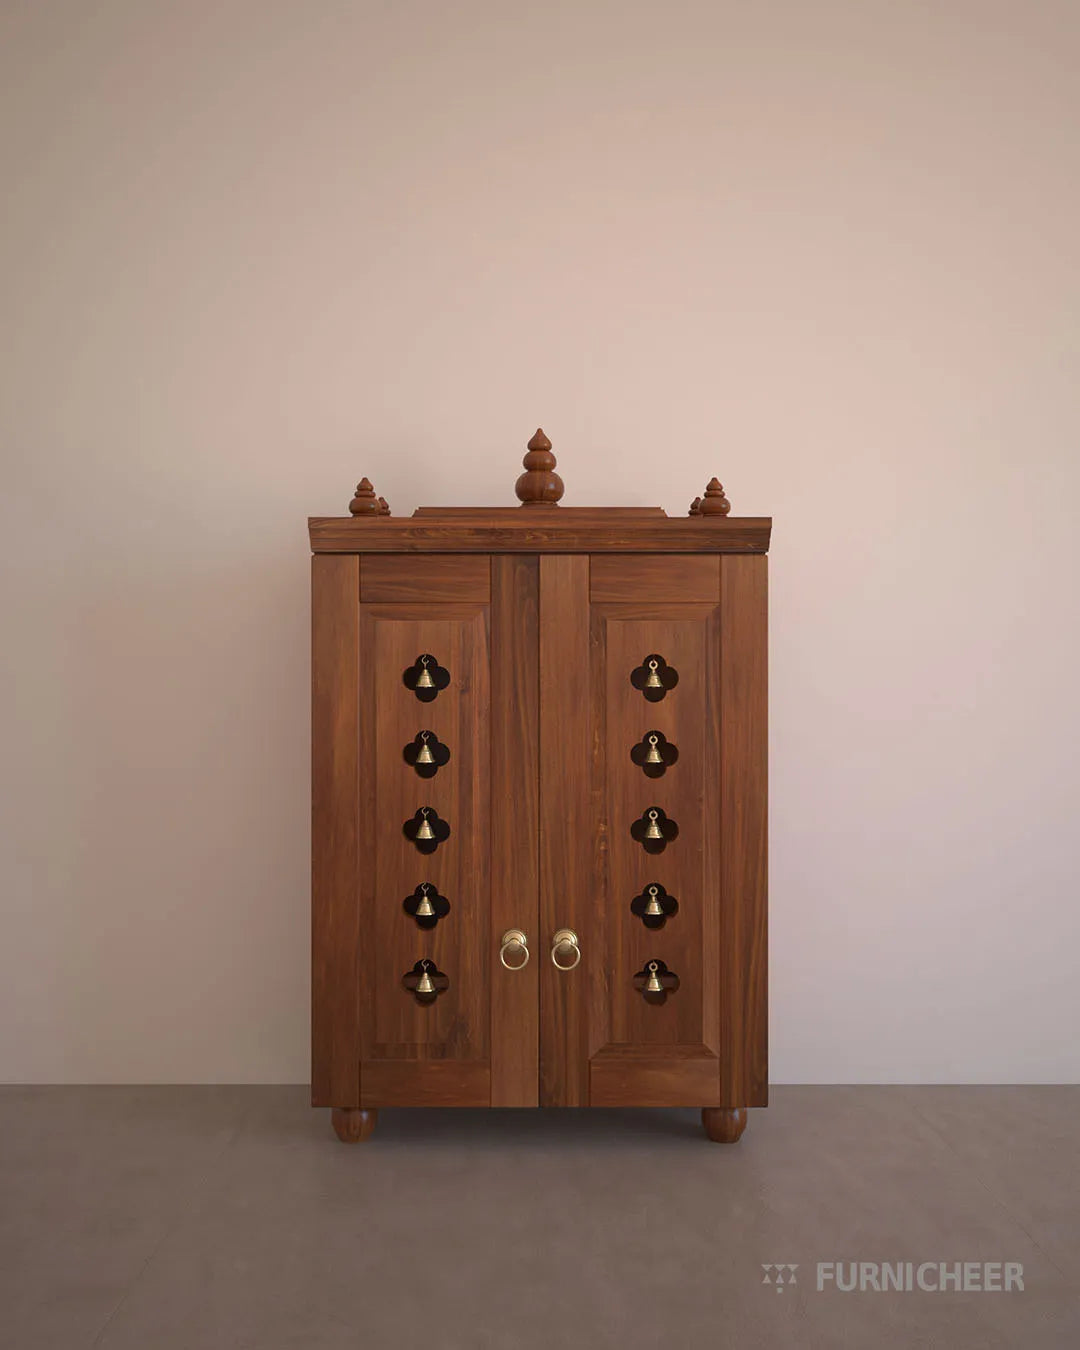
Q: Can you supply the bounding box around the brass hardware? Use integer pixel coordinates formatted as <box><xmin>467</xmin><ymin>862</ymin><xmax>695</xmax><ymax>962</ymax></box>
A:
<box><xmin>404</xmin><ymin>882</ymin><xmax>449</xmax><ymax>927</ymax></box>
<box><xmin>405</xmin><ymin>654</ymin><xmax>449</xmax><ymax>701</ymax></box>
<box><xmin>415</xmin><ymin>732</ymin><xmax>435</xmax><ymax>766</ymax></box>
<box><xmin>632</xmin><ymin>654</ymin><xmax>678</xmax><ymax>702</ymax></box>
<box><xmin>632</xmin><ymin>806</ymin><xmax>678</xmax><ymax>852</ymax></box>
<box><xmin>499</xmin><ymin>929</ymin><xmax>530</xmax><ymax>971</ymax></box>
<box><xmin>551</xmin><ymin>928</ymin><xmax>581</xmax><ymax>971</ymax></box>
<box><xmin>403</xmin><ymin>958</ymin><xmax>448</xmax><ymax>1002</ymax></box>
<box><xmin>415</xmin><ymin>808</ymin><xmax>435</xmax><ymax>842</ymax></box>
<box><xmin>631</xmin><ymin>882</ymin><xmax>678</xmax><ymax>928</ymax></box>
<box><xmin>634</xmin><ymin>957</ymin><xmax>679</xmax><ymax>1002</ymax></box>
<box><xmin>644</xmin><ymin>734</ymin><xmax>663</xmax><ymax>766</ymax></box>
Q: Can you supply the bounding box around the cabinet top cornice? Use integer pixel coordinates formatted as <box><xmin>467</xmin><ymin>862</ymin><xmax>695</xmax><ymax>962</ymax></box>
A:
<box><xmin>310</xmin><ymin>427</ymin><xmax>771</xmax><ymax>554</ymax></box>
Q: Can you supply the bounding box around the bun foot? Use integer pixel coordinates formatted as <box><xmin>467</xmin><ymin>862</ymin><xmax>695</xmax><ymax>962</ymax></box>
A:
<box><xmin>331</xmin><ymin>1107</ymin><xmax>377</xmax><ymax>1142</ymax></box>
<box><xmin>702</xmin><ymin>1107</ymin><xmax>747</xmax><ymax>1143</ymax></box>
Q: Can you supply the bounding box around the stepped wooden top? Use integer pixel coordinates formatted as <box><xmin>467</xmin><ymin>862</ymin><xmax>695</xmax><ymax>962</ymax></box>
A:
<box><xmin>312</xmin><ymin>428</ymin><xmax>771</xmax><ymax>554</ymax></box>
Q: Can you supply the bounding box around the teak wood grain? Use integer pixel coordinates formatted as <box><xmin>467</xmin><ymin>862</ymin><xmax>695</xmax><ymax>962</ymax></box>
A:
<box><xmin>311</xmin><ymin>471</ymin><xmax>770</xmax><ymax>1138</ymax></box>
<box><xmin>311</xmin><ymin>555</ymin><xmax>362</xmax><ymax>1108</ymax></box>
<box><xmin>489</xmin><ymin>556</ymin><xmax>540</xmax><ymax>1105</ymax></box>
<box><xmin>309</xmin><ymin>517</ymin><xmax>771</xmax><ymax>554</ymax></box>
<box><xmin>365</xmin><ymin>605</ymin><xmax>490</xmax><ymax>1073</ymax></box>
<box><xmin>359</xmin><ymin>1060</ymin><xmax>490</xmax><ymax>1107</ymax></box>
<box><xmin>590</xmin><ymin>1055</ymin><xmax>722</xmax><ymax>1107</ymax></box>
<box><xmin>589</xmin><ymin>554</ymin><xmax>720</xmax><ymax>604</ymax></box>
<box><xmin>719</xmin><ymin>555</ymin><xmax>768</xmax><ymax>1108</ymax></box>
<box><xmin>360</xmin><ymin>554</ymin><xmax>491</xmax><ymax>604</ymax></box>
<box><xmin>538</xmin><ymin>555</ymin><xmax>592</xmax><ymax>1106</ymax></box>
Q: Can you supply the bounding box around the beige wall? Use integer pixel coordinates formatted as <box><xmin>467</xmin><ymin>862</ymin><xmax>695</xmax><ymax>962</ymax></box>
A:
<box><xmin>1</xmin><ymin>1</ymin><xmax>1077</xmax><ymax>1083</ymax></box>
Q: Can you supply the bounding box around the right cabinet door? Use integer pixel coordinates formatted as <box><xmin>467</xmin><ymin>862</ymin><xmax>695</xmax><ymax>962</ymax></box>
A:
<box><xmin>538</xmin><ymin>553</ymin><xmax>767</xmax><ymax>1108</ymax></box>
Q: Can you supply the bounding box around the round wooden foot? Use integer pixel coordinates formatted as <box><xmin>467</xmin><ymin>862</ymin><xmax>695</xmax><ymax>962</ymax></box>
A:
<box><xmin>331</xmin><ymin>1107</ymin><xmax>377</xmax><ymax>1142</ymax></box>
<box><xmin>702</xmin><ymin>1107</ymin><xmax>747</xmax><ymax>1143</ymax></box>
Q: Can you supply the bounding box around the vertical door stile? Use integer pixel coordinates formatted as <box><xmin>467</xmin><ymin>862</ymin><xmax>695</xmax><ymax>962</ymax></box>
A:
<box><xmin>538</xmin><ymin>554</ymin><xmax>592</xmax><ymax>1105</ymax></box>
<box><xmin>489</xmin><ymin>555</ymin><xmax>540</xmax><ymax>1105</ymax></box>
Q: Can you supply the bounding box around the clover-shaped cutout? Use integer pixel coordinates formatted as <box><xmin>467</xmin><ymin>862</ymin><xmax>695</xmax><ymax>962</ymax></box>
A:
<box><xmin>630</xmin><ymin>654</ymin><xmax>679</xmax><ymax>702</ymax></box>
<box><xmin>402</xmin><ymin>958</ymin><xmax>449</xmax><ymax>1005</ymax></box>
<box><xmin>630</xmin><ymin>730</ymin><xmax>679</xmax><ymax>779</ymax></box>
<box><xmin>403</xmin><ymin>806</ymin><xmax>451</xmax><ymax>854</ymax></box>
<box><xmin>630</xmin><ymin>807</ymin><xmax>679</xmax><ymax>854</ymax></box>
<box><xmin>403</xmin><ymin>730</ymin><xmax>450</xmax><ymax>778</ymax></box>
<box><xmin>633</xmin><ymin>958</ymin><xmax>680</xmax><ymax>1005</ymax></box>
<box><xmin>402</xmin><ymin>882</ymin><xmax>451</xmax><ymax>929</ymax></box>
<box><xmin>630</xmin><ymin>883</ymin><xmax>679</xmax><ymax>930</ymax></box>
<box><xmin>403</xmin><ymin>653</ymin><xmax>450</xmax><ymax>702</ymax></box>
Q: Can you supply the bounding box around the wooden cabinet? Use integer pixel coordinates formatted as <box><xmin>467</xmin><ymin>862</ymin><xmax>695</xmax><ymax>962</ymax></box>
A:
<box><xmin>309</xmin><ymin>434</ymin><xmax>770</xmax><ymax>1142</ymax></box>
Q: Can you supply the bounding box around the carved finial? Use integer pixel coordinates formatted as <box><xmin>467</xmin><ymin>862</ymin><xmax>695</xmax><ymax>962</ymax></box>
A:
<box><xmin>688</xmin><ymin>496</ymin><xmax>702</xmax><ymax>516</ymax></box>
<box><xmin>697</xmin><ymin>477</ymin><xmax>731</xmax><ymax>516</ymax></box>
<box><xmin>515</xmin><ymin>428</ymin><xmax>564</xmax><ymax>507</ymax></box>
<box><xmin>349</xmin><ymin>477</ymin><xmax>390</xmax><ymax>516</ymax></box>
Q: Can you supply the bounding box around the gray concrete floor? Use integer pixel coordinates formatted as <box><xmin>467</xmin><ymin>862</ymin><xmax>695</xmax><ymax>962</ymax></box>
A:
<box><xmin>0</xmin><ymin>1087</ymin><xmax>1077</xmax><ymax>1349</ymax></box>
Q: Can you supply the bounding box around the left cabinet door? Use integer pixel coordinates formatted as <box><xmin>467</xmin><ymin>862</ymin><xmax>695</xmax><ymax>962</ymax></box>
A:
<box><xmin>312</xmin><ymin>553</ymin><xmax>539</xmax><ymax>1110</ymax></box>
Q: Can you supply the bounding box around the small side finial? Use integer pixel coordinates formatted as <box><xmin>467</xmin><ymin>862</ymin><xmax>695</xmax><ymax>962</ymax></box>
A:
<box><xmin>349</xmin><ymin>477</ymin><xmax>390</xmax><ymax>516</ymax></box>
<box><xmin>515</xmin><ymin>428</ymin><xmax>564</xmax><ymax>507</ymax></box>
<box><xmin>689</xmin><ymin>496</ymin><xmax>702</xmax><ymax>516</ymax></box>
<box><xmin>696</xmin><ymin>477</ymin><xmax>731</xmax><ymax>516</ymax></box>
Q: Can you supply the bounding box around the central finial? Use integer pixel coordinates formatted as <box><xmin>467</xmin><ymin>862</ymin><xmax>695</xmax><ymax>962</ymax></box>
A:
<box><xmin>515</xmin><ymin>428</ymin><xmax>564</xmax><ymax>507</ymax></box>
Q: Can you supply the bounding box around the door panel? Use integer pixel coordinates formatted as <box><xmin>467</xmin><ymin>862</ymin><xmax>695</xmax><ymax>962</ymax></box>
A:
<box><xmin>352</xmin><ymin>556</ymin><xmax>539</xmax><ymax>1107</ymax></box>
<box><xmin>598</xmin><ymin>609</ymin><xmax>720</xmax><ymax>1055</ymax></box>
<box><xmin>365</xmin><ymin>607</ymin><xmax>490</xmax><ymax>1063</ymax></box>
<box><xmin>539</xmin><ymin>554</ymin><xmax>764</xmax><ymax>1107</ymax></box>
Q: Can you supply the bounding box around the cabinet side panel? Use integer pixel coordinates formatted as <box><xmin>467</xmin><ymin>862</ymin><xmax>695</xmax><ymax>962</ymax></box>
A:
<box><xmin>311</xmin><ymin>555</ymin><xmax>362</xmax><ymax>1107</ymax></box>
<box><xmin>719</xmin><ymin>554</ymin><xmax>768</xmax><ymax>1107</ymax></box>
<box><xmin>539</xmin><ymin>555</ymin><xmax>592</xmax><ymax>1105</ymax></box>
<box><xmin>490</xmin><ymin>556</ymin><xmax>540</xmax><ymax>1105</ymax></box>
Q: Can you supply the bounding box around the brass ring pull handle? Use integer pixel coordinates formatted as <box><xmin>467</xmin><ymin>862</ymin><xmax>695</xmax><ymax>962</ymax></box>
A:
<box><xmin>550</xmin><ymin>928</ymin><xmax>581</xmax><ymax>971</ymax></box>
<box><xmin>499</xmin><ymin>929</ymin><xmax>530</xmax><ymax>970</ymax></box>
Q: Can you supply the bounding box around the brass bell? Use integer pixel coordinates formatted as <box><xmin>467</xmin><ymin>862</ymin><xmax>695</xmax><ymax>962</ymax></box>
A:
<box><xmin>645</xmin><ymin>659</ymin><xmax>663</xmax><ymax>690</ymax></box>
<box><xmin>415</xmin><ymin>885</ymin><xmax>435</xmax><ymax>918</ymax></box>
<box><xmin>415</xmin><ymin>809</ymin><xmax>435</xmax><ymax>841</ymax></box>
<box><xmin>644</xmin><ymin>961</ymin><xmax>664</xmax><ymax>994</ymax></box>
<box><xmin>415</xmin><ymin>733</ymin><xmax>435</xmax><ymax>766</ymax></box>
<box><xmin>644</xmin><ymin>809</ymin><xmax>663</xmax><ymax>841</ymax></box>
<box><xmin>415</xmin><ymin>964</ymin><xmax>436</xmax><ymax>996</ymax></box>
<box><xmin>644</xmin><ymin>886</ymin><xmax>664</xmax><ymax>918</ymax></box>
<box><xmin>644</xmin><ymin>734</ymin><xmax>663</xmax><ymax>766</ymax></box>
<box><xmin>416</xmin><ymin>657</ymin><xmax>435</xmax><ymax>690</ymax></box>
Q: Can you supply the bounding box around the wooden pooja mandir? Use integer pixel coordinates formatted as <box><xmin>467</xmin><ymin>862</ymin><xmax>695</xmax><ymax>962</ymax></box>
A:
<box><xmin>309</xmin><ymin>430</ymin><xmax>770</xmax><ymax>1143</ymax></box>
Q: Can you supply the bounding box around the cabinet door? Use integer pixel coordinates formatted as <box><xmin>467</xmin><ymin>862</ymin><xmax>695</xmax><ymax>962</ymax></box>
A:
<box><xmin>538</xmin><ymin>555</ymin><xmax>767</xmax><ymax>1107</ymax></box>
<box><xmin>312</xmin><ymin>554</ymin><xmax>539</xmax><ymax>1109</ymax></box>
